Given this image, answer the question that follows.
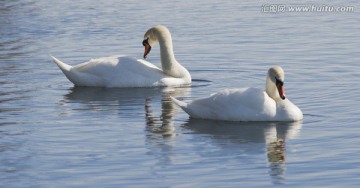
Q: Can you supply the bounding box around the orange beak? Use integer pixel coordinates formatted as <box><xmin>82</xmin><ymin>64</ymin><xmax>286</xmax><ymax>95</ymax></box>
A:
<box><xmin>276</xmin><ymin>82</ymin><xmax>286</xmax><ymax>100</ymax></box>
<box><xmin>142</xmin><ymin>38</ymin><xmax>151</xmax><ymax>59</ymax></box>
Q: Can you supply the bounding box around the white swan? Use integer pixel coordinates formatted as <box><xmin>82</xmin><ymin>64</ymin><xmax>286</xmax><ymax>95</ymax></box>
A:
<box><xmin>51</xmin><ymin>25</ymin><xmax>191</xmax><ymax>87</ymax></box>
<box><xmin>171</xmin><ymin>66</ymin><xmax>303</xmax><ymax>122</ymax></box>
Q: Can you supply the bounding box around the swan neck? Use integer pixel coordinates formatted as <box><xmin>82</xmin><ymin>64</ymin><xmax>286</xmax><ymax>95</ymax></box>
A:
<box><xmin>157</xmin><ymin>33</ymin><xmax>177</xmax><ymax>71</ymax></box>
<box><xmin>154</xmin><ymin>28</ymin><xmax>190</xmax><ymax>80</ymax></box>
<box><xmin>265</xmin><ymin>76</ymin><xmax>282</xmax><ymax>101</ymax></box>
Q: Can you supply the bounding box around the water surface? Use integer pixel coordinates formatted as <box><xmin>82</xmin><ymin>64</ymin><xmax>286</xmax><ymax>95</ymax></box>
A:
<box><xmin>1</xmin><ymin>0</ymin><xmax>360</xmax><ymax>187</ymax></box>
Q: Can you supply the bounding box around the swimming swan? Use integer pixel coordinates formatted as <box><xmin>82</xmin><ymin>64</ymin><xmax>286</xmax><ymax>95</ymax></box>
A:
<box><xmin>51</xmin><ymin>25</ymin><xmax>191</xmax><ymax>87</ymax></box>
<box><xmin>171</xmin><ymin>66</ymin><xmax>303</xmax><ymax>122</ymax></box>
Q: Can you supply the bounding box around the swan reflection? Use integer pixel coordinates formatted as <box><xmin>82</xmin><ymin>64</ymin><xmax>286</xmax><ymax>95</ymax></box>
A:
<box><xmin>183</xmin><ymin>119</ymin><xmax>302</xmax><ymax>184</ymax></box>
<box><xmin>145</xmin><ymin>96</ymin><xmax>175</xmax><ymax>138</ymax></box>
<box><xmin>145</xmin><ymin>87</ymin><xmax>190</xmax><ymax>138</ymax></box>
<box><xmin>144</xmin><ymin>87</ymin><xmax>190</xmax><ymax>167</ymax></box>
<box><xmin>62</xmin><ymin>87</ymin><xmax>184</xmax><ymax>116</ymax></box>
<box><xmin>63</xmin><ymin>86</ymin><xmax>189</xmax><ymax>131</ymax></box>
<box><xmin>64</xmin><ymin>87</ymin><xmax>164</xmax><ymax>104</ymax></box>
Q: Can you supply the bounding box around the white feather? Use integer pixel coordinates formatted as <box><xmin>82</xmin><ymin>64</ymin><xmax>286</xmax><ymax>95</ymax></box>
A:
<box><xmin>172</xmin><ymin>67</ymin><xmax>303</xmax><ymax>122</ymax></box>
<box><xmin>51</xmin><ymin>25</ymin><xmax>191</xmax><ymax>88</ymax></box>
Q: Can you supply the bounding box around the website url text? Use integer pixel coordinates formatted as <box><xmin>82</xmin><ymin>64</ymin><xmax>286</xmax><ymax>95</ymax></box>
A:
<box><xmin>262</xmin><ymin>4</ymin><xmax>354</xmax><ymax>13</ymax></box>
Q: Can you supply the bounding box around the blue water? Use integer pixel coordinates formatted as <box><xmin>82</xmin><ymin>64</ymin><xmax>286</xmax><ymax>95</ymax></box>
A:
<box><xmin>1</xmin><ymin>0</ymin><xmax>360</xmax><ymax>187</ymax></box>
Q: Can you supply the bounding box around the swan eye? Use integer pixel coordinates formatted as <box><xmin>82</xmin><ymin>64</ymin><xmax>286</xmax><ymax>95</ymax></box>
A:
<box><xmin>142</xmin><ymin>38</ymin><xmax>149</xmax><ymax>46</ymax></box>
<box><xmin>275</xmin><ymin>77</ymin><xmax>283</xmax><ymax>86</ymax></box>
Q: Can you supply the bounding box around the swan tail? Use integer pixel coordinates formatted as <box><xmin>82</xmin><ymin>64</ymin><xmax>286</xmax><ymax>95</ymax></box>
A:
<box><xmin>170</xmin><ymin>96</ymin><xmax>199</xmax><ymax>118</ymax></box>
<box><xmin>170</xmin><ymin>96</ymin><xmax>188</xmax><ymax>109</ymax></box>
<box><xmin>51</xmin><ymin>56</ymin><xmax>72</xmax><ymax>72</ymax></box>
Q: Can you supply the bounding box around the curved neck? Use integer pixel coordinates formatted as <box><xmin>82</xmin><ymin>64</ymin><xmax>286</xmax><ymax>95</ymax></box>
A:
<box><xmin>154</xmin><ymin>30</ymin><xmax>177</xmax><ymax>68</ymax></box>
<box><xmin>158</xmin><ymin>35</ymin><xmax>177</xmax><ymax>72</ymax></box>
<box><xmin>265</xmin><ymin>76</ymin><xmax>282</xmax><ymax>102</ymax></box>
<box><xmin>155</xmin><ymin>28</ymin><xmax>190</xmax><ymax>79</ymax></box>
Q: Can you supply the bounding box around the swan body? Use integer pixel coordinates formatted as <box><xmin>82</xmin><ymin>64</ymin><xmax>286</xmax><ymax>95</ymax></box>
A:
<box><xmin>51</xmin><ymin>25</ymin><xmax>191</xmax><ymax>87</ymax></box>
<box><xmin>171</xmin><ymin>67</ymin><xmax>303</xmax><ymax>122</ymax></box>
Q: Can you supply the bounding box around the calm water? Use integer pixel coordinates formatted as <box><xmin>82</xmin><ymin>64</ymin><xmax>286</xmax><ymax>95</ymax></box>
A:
<box><xmin>1</xmin><ymin>0</ymin><xmax>360</xmax><ymax>187</ymax></box>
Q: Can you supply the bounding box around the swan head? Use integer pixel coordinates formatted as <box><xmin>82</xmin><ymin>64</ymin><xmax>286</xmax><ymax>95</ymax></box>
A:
<box><xmin>267</xmin><ymin>66</ymin><xmax>286</xmax><ymax>100</ymax></box>
<box><xmin>143</xmin><ymin>25</ymin><xmax>171</xmax><ymax>59</ymax></box>
<box><xmin>142</xmin><ymin>26</ymin><xmax>161</xmax><ymax>59</ymax></box>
